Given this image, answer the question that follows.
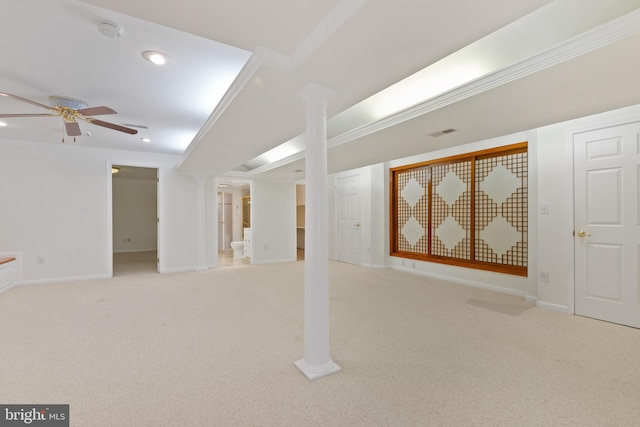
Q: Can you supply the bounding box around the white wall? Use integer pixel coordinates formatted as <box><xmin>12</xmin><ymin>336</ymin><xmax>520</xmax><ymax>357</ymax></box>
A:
<box><xmin>112</xmin><ymin>176</ymin><xmax>157</xmax><ymax>253</ymax></box>
<box><xmin>367</xmin><ymin>103</ymin><xmax>640</xmax><ymax>308</ymax></box>
<box><xmin>0</xmin><ymin>139</ymin><xmax>201</xmax><ymax>283</ymax></box>
<box><xmin>251</xmin><ymin>179</ymin><xmax>297</xmax><ymax>264</ymax></box>
<box><xmin>157</xmin><ymin>168</ymin><xmax>199</xmax><ymax>273</ymax></box>
<box><xmin>205</xmin><ymin>177</ymin><xmax>217</xmax><ymax>268</ymax></box>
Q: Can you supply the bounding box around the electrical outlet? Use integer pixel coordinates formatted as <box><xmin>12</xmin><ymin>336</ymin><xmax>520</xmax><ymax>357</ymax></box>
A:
<box><xmin>540</xmin><ymin>271</ymin><xmax>550</xmax><ymax>282</ymax></box>
<box><xmin>36</xmin><ymin>256</ymin><xmax>45</xmax><ymax>265</ymax></box>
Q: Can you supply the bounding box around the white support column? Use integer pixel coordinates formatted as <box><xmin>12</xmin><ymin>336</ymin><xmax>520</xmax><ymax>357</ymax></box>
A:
<box><xmin>193</xmin><ymin>174</ymin><xmax>208</xmax><ymax>271</ymax></box>
<box><xmin>294</xmin><ymin>84</ymin><xmax>341</xmax><ymax>380</ymax></box>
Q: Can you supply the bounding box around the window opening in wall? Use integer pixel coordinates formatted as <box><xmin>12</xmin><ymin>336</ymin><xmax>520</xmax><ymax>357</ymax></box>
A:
<box><xmin>390</xmin><ymin>142</ymin><xmax>528</xmax><ymax>276</ymax></box>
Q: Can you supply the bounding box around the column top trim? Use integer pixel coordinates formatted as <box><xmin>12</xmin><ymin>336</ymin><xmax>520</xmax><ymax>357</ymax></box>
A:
<box><xmin>298</xmin><ymin>84</ymin><xmax>337</xmax><ymax>106</ymax></box>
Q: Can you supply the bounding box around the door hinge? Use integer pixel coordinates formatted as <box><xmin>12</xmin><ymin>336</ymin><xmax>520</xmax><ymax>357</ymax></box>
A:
<box><xmin>157</xmin><ymin>217</ymin><xmax>160</xmax><ymax>223</ymax></box>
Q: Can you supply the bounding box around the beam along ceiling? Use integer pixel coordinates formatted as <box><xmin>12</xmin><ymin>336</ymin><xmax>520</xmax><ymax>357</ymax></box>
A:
<box><xmin>4</xmin><ymin>1</ymin><xmax>640</xmax><ymax>179</ymax></box>
<box><xmin>78</xmin><ymin>0</ymin><xmax>551</xmax><ymax>170</ymax></box>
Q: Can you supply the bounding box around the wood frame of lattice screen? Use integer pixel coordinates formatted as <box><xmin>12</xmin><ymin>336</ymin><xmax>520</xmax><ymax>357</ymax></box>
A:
<box><xmin>390</xmin><ymin>142</ymin><xmax>528</xmax><ymax>276</ymax></box>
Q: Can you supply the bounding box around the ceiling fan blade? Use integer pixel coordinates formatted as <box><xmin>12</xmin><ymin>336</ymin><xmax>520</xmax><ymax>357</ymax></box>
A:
<box><xmin>77</xmin><ymin>106</ymin><xmax>116</xmax><ymax>116</ymax></box>
<box><xmin>0</xmin><ymin>113</ymin><xmax>57</xmax><ymax>118</ymax></box>
<box><xmin>0</xmin><ymin>92</ymin><xmax>55</xmax><ymax>111</ymax></box>
<box><xmin>90</xmin><ymin>119</ymin><xmax>138</xmax><ymax>135</ymax></box>
<box><xmin>65</xmin><ymin>121</ymin><xmax>81</xmax><ymax>136</ymax></box>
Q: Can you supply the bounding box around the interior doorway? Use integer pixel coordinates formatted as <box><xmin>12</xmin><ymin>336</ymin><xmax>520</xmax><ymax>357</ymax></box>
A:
<box><xmin>112</xmin><ymin>165</ymin><xmax>158</xmax><ymax>276</ymax></box>
<box><xmin>216</xmin><ymin>179</ymin><xmax>251</xmax><ymax>268</ymax></box>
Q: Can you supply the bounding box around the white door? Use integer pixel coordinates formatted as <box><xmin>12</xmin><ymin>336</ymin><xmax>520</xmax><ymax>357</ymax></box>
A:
<box><xmin>337</xmin><ymin>175</ymin><xmax>361</xmax><ymax>265</ymax></box>
<box><xmin>574</xmin><ymin>122</ymin><xmax>640</xmax><ymax>328</ymax></box>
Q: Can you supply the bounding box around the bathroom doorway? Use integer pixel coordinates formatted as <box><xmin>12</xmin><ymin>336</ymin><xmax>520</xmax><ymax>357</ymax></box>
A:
<box><xmin>217</xmin><ymin>179</ymin><xmax>251</xmax><ymax>268</ymax></box>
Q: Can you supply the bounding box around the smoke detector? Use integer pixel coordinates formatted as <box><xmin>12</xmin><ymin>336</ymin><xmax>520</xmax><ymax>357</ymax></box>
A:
<box><xmin>98</xmin><ymin>20</ymin><xmax>123</xmax><ymax>39</ymax></box>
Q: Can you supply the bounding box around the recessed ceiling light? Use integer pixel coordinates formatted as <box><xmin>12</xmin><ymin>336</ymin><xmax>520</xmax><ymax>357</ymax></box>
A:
<box><xmin>218</xmin><ymin>183</ymin><xmax>229</xmax><ymax>188</ymax></box>
<box><xmin>0</xmin><ymin>121</ymin><xmax>7</xmax><ymax>127</ymax></box>
<box><xmin>140</xmin><ymin>137</ymin><xmax>151</xmax><ymax>143</ymax></box>
<box><xmin>112</xmin><ymin>167</ymin><xmax>120</xmax><ymax>174</ymax></box>
<box><xmin>142</xmin><ymin>50</ymin><xmax>168</xmax><ymax>65</ymax></box>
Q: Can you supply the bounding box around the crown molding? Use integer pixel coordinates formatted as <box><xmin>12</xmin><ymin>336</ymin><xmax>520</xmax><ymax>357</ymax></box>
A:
<box><xmin>250</xmin><ymin>8</ymin><xmax>640</xmax><ymax>176</ymax></box>
<box><xmin>327</xmin><ymin>8</ymin><xmax>640</xmax><ymax>150</ymax></box>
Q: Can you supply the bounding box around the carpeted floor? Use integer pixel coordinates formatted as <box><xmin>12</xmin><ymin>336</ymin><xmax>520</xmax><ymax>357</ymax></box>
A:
<box><xmin>1</xmin><ymin>261</ymin><xmax>639</xmax><ymax>426</ymax></box>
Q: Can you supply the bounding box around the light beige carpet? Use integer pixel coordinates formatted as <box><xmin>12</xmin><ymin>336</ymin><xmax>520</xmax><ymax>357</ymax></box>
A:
<box><xmin>1</xmin><ymin>261</ymin><xmax>639</xmax><ymax>426</ymax></box>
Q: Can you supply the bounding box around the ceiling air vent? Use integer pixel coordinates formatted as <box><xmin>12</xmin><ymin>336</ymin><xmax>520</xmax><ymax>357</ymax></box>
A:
<box><xmin>429</xmin><ymin>128</ymin><xmax>456</xmax><ymax>137</ymax></box>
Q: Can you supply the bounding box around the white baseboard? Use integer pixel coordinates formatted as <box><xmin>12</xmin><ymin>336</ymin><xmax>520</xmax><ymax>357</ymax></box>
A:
<box><xmin>391</xmin><ymin>265</ymin><xmax>528</xmax><ymax>298</ymax></box>
<box><xmin>362</xmin><ymin>263</ymin><xmax>387</xmax><ymax>269</ymax></box>
<box><xmin>535</xmin><ymin>300</ymin><xmax>570</xmax><ymax>313</ymax></box>
<box><xmin>113</xmin><ymin>248</ymin><xmax>157</xmax><ymax>254</ymax></box>
<box><xmin>20</xmin><ymin>273</ymin><xmax>111</xmax><ymax>286</ymax></box>
<box><xmin>158</xmin><ymin>266</ymin><xmax>196</xmax><ymax>274</ymax></box>
<box><xmin>252</xmin><ymin>257</ymin><xmax>297</xmax><ymax>265</ymax></box>
<box><xmin>525</xmin><ymin>294</ymin><xmax>538</xmax><ymax>304</ymax></box>
<box><xmin>0</xmin><ymin>281</ymin><xmax>15</xmax><ymax>295</ymax></box>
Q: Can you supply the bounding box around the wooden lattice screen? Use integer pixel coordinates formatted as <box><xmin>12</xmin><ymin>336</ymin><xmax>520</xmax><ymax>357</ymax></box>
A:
<box><xmin>390</xmin><ymin>142</ymin><xmax>528</xmax><ymax>276</ymax></box>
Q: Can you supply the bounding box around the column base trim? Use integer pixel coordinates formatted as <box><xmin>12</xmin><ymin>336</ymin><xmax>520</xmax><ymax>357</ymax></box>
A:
<box><xmin>294</xmin><ymin>359</ymin><xmax>341</xmax><ymax>380</ymax></box>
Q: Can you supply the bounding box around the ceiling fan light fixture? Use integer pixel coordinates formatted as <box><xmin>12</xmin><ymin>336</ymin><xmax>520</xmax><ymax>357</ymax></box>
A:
<box><xmin>140</xmin><ymin>137</ymin><xmax>151</xmax><ymax>143</ymax></box>
<box><xmin>142</xmin><ymin>51</ymin><xmax>168</xmax><ymax>66</ymax></box>
<box><xmin>49</xmin><ymin>96</ymin><xmax>87</xmax><ymax>110</ymax></box>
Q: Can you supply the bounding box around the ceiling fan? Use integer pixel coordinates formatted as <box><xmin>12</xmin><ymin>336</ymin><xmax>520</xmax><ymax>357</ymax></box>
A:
<box><xmin>0</xmin><ymin>92</ymin><xmax>138</xmax><ymax>141</ymax></box>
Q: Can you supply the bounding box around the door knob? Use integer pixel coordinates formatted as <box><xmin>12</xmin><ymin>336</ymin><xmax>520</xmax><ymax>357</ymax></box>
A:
<box><xmin>576</xmin><ymin>230</ymin><xmax>591</xmax><ymax>237</ymax></box>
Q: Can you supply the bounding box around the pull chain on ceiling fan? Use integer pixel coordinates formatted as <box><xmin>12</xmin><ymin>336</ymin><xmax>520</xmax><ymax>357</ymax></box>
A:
<box><xmin>0</xmin><ymin>92</ymin><xmax>138</xmax><ymax>141</ymax></box>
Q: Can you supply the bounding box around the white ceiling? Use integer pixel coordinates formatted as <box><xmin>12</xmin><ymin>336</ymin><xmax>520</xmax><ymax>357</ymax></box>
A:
<box><xmin>3</xmin><ymin>1</ymin><xmax>640</xmax><ymax>179</ymax></box>
<box><xmin>0</xmin><ymin>0</ymin><xmax>249</xmax><ymax>154</ymax></box>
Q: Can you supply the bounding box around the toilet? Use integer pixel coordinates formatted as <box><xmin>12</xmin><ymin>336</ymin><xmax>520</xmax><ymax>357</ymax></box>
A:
<box><xmin>230</xmin><ymin>241</ymin><xmax>244</xmax><ymax>258</ymax></box>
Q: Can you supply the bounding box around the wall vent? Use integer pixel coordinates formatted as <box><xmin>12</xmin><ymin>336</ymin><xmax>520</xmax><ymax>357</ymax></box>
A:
<box><xmin>429</xmin><ymin>128</ymin><xmax>456</xmax><ymax>137</ymax></box>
